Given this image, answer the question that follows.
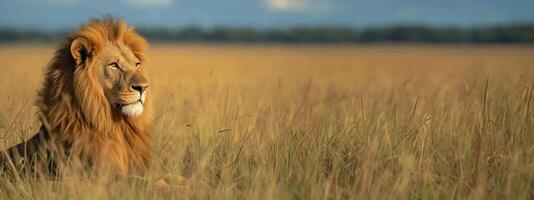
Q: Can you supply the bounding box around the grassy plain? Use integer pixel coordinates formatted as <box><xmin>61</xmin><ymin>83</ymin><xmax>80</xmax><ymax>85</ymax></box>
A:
<box><xmin>0</xmin><ymin>44</ymin><xmax>533</xmax><ymax>199</ymax></box>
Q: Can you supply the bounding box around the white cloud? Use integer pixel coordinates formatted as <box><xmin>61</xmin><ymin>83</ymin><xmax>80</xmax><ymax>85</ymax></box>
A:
<box><xmin>264</xmin><ymin>0</ymin><xmax>331</xmax><ymax>12</ymax></box>
<box><xmin>121</xmin><ymin>0</ymin><xmax>173</xmax><ymax>7</ymax></box>
<box><xmin>266</xmin><ymin>0</ymin><xmax>308</xmax><ymax>12</ymax></box>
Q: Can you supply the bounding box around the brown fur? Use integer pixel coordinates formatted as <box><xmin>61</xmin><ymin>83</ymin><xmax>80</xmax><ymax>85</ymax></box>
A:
<box><xmin>1</xmin><ymin>17</ymin><xmax>152</xmax><ymax>177</ymax></box>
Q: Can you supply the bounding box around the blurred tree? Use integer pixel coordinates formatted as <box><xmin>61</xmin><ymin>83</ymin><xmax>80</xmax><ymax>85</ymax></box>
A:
<box><xmin>2</xmin><ymin>24</ymin><xmax>534</xmax><ymax>43</ymax></box>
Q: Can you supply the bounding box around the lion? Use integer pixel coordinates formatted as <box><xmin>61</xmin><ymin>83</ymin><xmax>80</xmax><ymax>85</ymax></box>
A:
<box><xmin>0</xmin><ymin>17</ymin><xmax>152</xmax><ymax>178</ymax></box>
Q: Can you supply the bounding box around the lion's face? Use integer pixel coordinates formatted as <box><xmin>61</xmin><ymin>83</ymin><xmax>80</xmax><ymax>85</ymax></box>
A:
<box><xmin>90</xmin><ymin>44</ymin><xmax>149</xmax><ymax>117</ymax></box>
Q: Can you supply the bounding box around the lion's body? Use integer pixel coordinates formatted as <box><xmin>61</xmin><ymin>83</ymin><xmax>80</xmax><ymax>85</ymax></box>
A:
<box><xmin>1</xmin><ymin>17</ymin><xmax>152</xmax><ymax>177</ymax></box>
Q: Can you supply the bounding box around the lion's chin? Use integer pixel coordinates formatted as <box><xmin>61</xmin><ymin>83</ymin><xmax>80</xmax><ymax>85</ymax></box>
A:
<box><xmin>120</xmin><ymin>102</ymin><xmax>144</xmax><ymax>117</ymax></box>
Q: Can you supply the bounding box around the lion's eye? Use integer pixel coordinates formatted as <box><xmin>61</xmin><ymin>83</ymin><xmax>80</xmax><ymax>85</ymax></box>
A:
<box><xmin>108</xmin><ymin>62</ymin><xmax>119</xmax><ymax>69</ymax></box>
<box><xmin>135</xmin><ymin>62</ymin><xmax>141</xmax><ymax>69</ymax></box>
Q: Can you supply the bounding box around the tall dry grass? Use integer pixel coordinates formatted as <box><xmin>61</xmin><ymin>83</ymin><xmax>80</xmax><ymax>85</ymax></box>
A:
<box><xmin>0</xmin><ymin>44</ymin><xmax>533</xmax><ymax>199</ymax></box>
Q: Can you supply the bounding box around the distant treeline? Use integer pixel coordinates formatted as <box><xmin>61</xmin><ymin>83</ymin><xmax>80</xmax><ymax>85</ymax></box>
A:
<box><xmin>2</xmin><ymin>24</ymin><xmax>534</xmax><ymax>43</ymax></box>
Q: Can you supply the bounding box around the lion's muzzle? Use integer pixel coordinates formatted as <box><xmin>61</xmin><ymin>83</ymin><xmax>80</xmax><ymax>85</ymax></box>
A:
<box><xmin>116</xmin><ymin>90</ymin><xmax>147</xmax><ymax>117</ymax></box>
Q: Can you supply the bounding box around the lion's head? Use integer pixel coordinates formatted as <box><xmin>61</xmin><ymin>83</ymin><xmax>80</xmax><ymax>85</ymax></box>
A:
<box><xmin>69</xmin><ymin>18</ymin><xmax>149</xmax><ymax>117</ymax></box>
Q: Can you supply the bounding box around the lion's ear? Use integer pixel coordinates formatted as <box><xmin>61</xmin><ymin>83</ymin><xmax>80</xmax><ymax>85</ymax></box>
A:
<box><xmin>70</xmin><ymin>38</ymin><xmax>93</xmax><ymax>66</ymax></box>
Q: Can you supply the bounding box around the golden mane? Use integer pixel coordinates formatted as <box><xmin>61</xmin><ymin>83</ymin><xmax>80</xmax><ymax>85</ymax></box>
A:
<box><xmin>2</xmin><ymin>17</ymin><xmax>152</xmax><ymax>177</ymax></box>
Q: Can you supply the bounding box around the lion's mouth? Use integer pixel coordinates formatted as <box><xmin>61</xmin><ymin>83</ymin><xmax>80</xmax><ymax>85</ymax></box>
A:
<box><xmin>115</xmin><ymin>92</ymin><xmax>146</xmax><ymax>117</ymax></box>
<box><xmin>115</xmin><ymin>100</ymin><xmax>143</xmax><ymax>110</ymax></box>
<box><xmin>116</xmin><ymin>100</ymin><xmax>144</xmax><ymax>117</ymax></box>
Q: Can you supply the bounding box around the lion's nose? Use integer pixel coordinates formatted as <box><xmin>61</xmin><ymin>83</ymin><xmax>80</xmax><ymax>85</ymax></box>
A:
<box><xmin>131</xmin><ymin>84</ymin><xmax>149</xmax><ymax>94</ymax></box>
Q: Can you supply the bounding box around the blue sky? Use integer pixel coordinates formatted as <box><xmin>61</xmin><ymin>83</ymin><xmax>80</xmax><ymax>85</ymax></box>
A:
<box><xmin>1</xmin><ymin>0</ymin><xmax>533</xmax><ymax>30</ymax></box>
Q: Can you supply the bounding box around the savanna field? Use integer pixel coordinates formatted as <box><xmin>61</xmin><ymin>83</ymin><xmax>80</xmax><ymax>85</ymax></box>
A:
<box><xmin>0</xmin><ymin>44</ymin><xmax>533</xmax><ymax>199</ymax></box>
